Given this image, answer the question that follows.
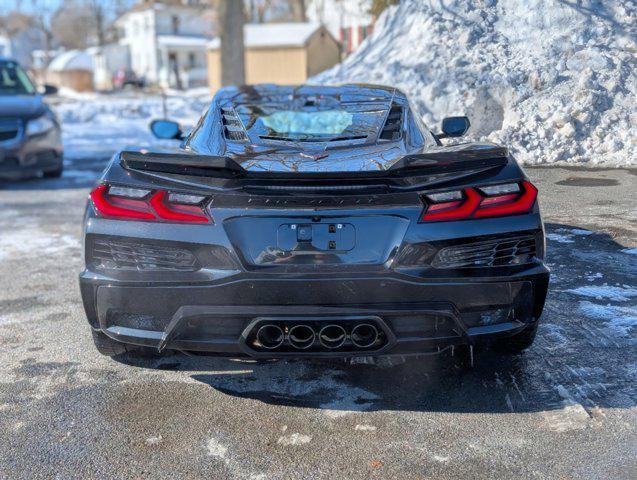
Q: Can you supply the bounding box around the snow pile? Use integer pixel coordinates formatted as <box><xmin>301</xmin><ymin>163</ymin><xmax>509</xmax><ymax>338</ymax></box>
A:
<box><xmin>53</xmin><ymin>91</ymin><xmax>210</xmax><ymax>159</ymax></box>
<box><xmin>313</xmin><ymin>0</ymin><xmax>637</xmax><ymax>167</ymax></box>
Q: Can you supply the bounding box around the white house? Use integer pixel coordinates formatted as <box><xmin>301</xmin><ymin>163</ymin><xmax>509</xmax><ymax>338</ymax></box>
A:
<box><xmin>115</xmin><ymin>0</ymin><xmax>214</xmax><ymax>89</ymax></box>
<box><xmin>307</xmin><ymin>0</ymin><xmax>374</xmax><ymax>56</ymax></box>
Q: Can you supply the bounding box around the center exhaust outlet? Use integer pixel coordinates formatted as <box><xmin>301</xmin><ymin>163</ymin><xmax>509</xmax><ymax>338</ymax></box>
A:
<box><xmin>288</xmin><ymin>324</ymin><xmax>315</xmax><ymax>350</ymax></box>
<box><xmin>319</xmin><ymin>324</ymin><xmax>347</xmax><ymax>349</ymax></box>
<box><xmin>351</xmin><ymin>323</ymin><xmax>379</xmax><ymax>348</ymax></box>
<box><xmin>256</xmin><ymin>324</ymin><xmax>284</xmax><ymax>349</ymax></box>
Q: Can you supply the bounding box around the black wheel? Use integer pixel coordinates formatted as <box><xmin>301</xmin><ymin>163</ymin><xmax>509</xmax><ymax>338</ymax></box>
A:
<box><xmin>491</xmin><ymin>323</ymin><xmax>538</xmax><ymax>354</ymax></box>
<box><xmin>43</xmin><ymin>164</ymin><xmax>63</xmax><ymax>178</ymax></box>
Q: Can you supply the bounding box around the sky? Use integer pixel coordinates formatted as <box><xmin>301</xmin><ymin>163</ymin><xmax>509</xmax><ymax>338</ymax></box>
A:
<box><xmin>1</xmin><ymin>0</ymin><xmax>62</xmax><ymax>13</ymax></box>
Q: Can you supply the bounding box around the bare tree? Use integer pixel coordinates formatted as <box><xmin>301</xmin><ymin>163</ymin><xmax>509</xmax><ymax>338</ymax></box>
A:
<box><xmin>288</xmin><ymin>0</ymin><xmax>306</xmax><ymax>21</ymax></box>
<box><xmin>218</xmin><ymin>0</ymin><xmax>245</xmax><ymax>86</ymax></box>
<box><xmin>51</xmin><ymin>1</ymin><xmax>96</xmax><ymax>50</ymax></box>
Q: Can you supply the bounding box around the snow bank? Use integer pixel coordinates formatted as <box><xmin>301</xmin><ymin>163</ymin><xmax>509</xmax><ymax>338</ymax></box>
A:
<box><xmin>313</xmin><ymin>0</ymin><xmax>637</xmax><ymax>167</ymax></box>
<box><xmin>53</xmin><ymin>91</ymin><xmax>210</xmax><ymax>160</ymax></box>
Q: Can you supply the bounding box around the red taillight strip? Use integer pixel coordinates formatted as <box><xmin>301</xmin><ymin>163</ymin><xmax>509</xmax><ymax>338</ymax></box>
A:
<box><xmin>90</xmin><ymin>185</ymin><xmax>156</xmax><ymax>220</ymax></box>
<box><xmin>422</xmin><ymin>188</ymin><xmax>481</xmax><ymax>222</ymax></box>
<box><xmin>421</xmin><ymin>181</ymin><xmax>538</xmax><ymax>222</ymax></box>
<box><xmin>474</xmin><ymin>181</ymin><xmax>537</xmax><ymax>218</ymax></box>
<box><xmin>149</xmin><ymin>190</ymin><xmax>209</xmax><ymax>223</ymax></box>
<box><xmin>90</xmin><ymin>185</ymin><xmax>210</xmax><ymax>223</ymax></box>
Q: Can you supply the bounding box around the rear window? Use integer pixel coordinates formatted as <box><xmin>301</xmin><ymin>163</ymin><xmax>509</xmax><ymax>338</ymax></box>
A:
<box><xmin>235</xmin><ymin>100</ymin><xmax>389</xmax><ymax>142</ymax></box>
<box><xmin>0</xmin><ymin>61</ymin><xmax>36</xmax><ymax>95</ymax></box>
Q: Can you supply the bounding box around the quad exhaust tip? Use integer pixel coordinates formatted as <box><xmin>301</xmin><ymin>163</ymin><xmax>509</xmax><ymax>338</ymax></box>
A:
<box><xmin>256</xmin><ymin>324</ymin><xmax>285</xmax><ymax>349</ymax></box>
<box><xmin>319</xmin><ymin>324</ymin><xmax>347</xmax><ymax>349</ymax></box>
<box><xmin>288</xmin><ymin>324</ymin><xmax>315</xmax><ymax>350</ymax></box>
<box><xmin>252</xmin><ymin>321</ymin><xmax>384</xmax><ymax>352</ymax></box>
<box><xmin>351</xmin><ymin>323</ymin><xmax>379</xmax><ymax>348</ymax></box>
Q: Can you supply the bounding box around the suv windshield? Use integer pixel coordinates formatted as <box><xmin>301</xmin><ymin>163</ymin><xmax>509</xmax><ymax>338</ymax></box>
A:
<box><xmin>0</xmin><ymin>61</ymin><xmax>36</xmax><ymax>95</ymax></box>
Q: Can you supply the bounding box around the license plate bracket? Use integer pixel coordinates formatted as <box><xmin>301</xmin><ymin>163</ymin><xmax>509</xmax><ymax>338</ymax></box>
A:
<box><xmin>278</xmin><ymin>222</ymin><xmax>355</xmax><ymax>252</ymax></box>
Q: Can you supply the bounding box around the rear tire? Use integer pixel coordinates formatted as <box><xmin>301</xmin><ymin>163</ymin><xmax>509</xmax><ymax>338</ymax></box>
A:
<box><xmin>491</xmin><ymin>323</ymin><xmax>538</xmax><ymax>354</ymax></box>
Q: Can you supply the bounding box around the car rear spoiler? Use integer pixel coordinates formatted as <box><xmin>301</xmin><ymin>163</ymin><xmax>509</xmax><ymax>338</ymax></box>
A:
<box><xmin>120</xmin><ymin>145</ymin><xmax>508</xmax><ymax>179</ymax></box>
<box><xmin>120</xmin><ymin>151</ymin><xmax>246</xmax><ymax>178</ymax></box>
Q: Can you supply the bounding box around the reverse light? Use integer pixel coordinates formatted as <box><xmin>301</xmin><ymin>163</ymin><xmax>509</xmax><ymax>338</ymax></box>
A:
<box><xmin>421</xmin><ymin>181</ymin><xmax>538</xmax><ymax>222</ymax></box>
<box><xmin>90</xmin><ymin>185</ymin><xmax>210</xmax><ymax>223</ymax></box>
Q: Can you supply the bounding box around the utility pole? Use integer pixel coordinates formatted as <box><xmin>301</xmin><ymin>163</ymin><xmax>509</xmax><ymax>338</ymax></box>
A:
<box><xmin>218</xmin><ymin>0</ymin><xmax>245</xmax><ymax>87</ymax></box>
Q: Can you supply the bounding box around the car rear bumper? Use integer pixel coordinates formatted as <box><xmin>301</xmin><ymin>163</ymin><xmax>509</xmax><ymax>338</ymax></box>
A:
<box><xmin>80</xmin><ymin>265</ymin><xmax>549</xmax><ymax>357</ymax></box>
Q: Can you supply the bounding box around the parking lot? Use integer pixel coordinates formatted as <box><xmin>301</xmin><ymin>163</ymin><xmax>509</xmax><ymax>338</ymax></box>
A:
<box><xmin>0</xmin><ymin>160</ymin><xmax>636</xmax><ymax>479</ymax></box>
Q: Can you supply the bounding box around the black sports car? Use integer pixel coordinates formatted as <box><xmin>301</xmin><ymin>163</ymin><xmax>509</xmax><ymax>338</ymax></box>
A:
<box><xmin>80</xmin><ymin>84</ymin><xmax>549</xmax><ymax>359</ymax></box>
<box><xmin>0</xmin><ymin>57</ymin><xmax>63</xmax><ymax>179</ymax></box>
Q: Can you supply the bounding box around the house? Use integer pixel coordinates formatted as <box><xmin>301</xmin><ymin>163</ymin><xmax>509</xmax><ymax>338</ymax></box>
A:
<box><xmin>307</xmin><ymin>0</ymin><xmax>375</xmax><ymax>56</ymax></box>
<box><xmin>46</xmin><ymin>50</ymin><xmax>95</xmax><ymax>92</ymax></box>
<box><xmin>115</xmin><ymin>0</ymin><xmax>214</xmax><ymax>89</ymax></box>
<box><xmin>207</xmin><ymin>23</ymin><xmax>340</xmax><ymax>92</ymax></box>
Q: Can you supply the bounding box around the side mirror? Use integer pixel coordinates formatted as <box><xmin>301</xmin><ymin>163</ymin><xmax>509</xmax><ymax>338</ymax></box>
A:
<box><xmin>439</xmin><ymin>116</ymin><xmax>470</xmax><ymax>138</ymax></box>
<box><xmin>39</xmin><ymin>84</ymin><xmax>58</xmax><ymax>96</ymax></box>
<box><xmin>150</xmin><ymin>119</ymin><xmax>183</xmax><ymax>140</ymax></box>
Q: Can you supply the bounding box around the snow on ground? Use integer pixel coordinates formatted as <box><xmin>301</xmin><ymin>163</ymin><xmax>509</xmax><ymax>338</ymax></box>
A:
<box><xmin>579</xmin><ymin>300</ymin><xmax>637</xmax><ymax>338</ymax></box>
<box><xmin>53</xmin><ymin>90</ymin><xmax>210</xmax><ymax>160</ymax></box>
<box><xmin>312</xmin><ymin>0</ymin><xmax>637</xmax><ymax>167</ymax></box>
<box><xmin>566</xmin><ymin>285</ymin><xmax>637</xmax><ymax>302</ymax></box>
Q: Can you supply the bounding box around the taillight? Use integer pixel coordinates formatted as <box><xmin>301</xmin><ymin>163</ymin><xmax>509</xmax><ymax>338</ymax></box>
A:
<box><xmin>90</xmin><ymin>184</ymin><xmax>210</xmax><ymax>223</ymax></box>
<box><xmin>421</xmin><ymin>181</ymin><xmax>537</xmax><ymax>222</ymax></box>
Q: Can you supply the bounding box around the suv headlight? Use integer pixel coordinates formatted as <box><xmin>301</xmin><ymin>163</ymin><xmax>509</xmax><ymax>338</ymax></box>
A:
<box><xmin>26</xmin><ymin>115</ymin><xmax>55</xmax><ymax>136</ymax></box>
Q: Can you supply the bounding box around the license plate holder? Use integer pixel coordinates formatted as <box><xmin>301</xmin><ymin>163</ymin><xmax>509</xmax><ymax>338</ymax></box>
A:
<box><xmin>278</xmin><ymin>222</ymin><xmax>355</xmax><ymax>252</ymax></box>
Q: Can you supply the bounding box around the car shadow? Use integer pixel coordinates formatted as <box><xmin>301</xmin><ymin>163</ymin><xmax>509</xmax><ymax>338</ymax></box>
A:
<box><xmin>114</xmin><ymin>223</ymin><xmax>637</xmax><ymax>415</ymax></box>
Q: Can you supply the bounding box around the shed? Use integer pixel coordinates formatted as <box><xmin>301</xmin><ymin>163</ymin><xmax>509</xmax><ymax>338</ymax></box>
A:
<box><xmin>47</xmin><ymin>50</ymin><xmax>94</xmax><ymax>92</ymax></box>
<box><xmin>207</xmin><ymin>22</ymin><xmax>340</xmax><ymax>92</ymax></box>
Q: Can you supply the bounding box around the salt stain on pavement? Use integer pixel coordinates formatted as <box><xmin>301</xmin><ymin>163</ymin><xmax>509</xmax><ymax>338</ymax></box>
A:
<box><xmin>206</xmin><ymin>436</ymin><xmax>267</xmax><ymax>479</ymax></box>
<box><xmin>0</xmin><ymin>228</ymin><xmax>80</xmax><ymax>261</ymax></box>
<box><xmin>542</xmin><ymin>385</ymin><xmax>592</xmax><ymax>432</ymax></box>
<box><xmin>277</xmin><ymin>433</ymin><xmax>312</xmax><ymax>445</ymax></box>
<box><xmin>354</xmin><ymin>424</ymin><xmax>377</xmax><ymax>432</ymax></box>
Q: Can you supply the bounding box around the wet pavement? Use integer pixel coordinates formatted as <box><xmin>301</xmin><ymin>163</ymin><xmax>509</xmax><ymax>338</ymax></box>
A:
<box><xmin>0</xmin><ymin>161</ymin><xmax>636</xmax><ymax>479</ymax></box>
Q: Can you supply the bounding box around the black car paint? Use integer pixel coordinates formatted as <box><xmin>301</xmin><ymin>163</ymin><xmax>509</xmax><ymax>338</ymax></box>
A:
<box><xmin>80</xmin><ymin>84</ymin><xmax>549</xmax><ymax>358</ymax></box>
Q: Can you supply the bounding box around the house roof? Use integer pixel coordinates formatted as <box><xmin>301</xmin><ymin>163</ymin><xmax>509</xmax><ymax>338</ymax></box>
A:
<box><xmin>48</xmin><ymin>50</ymin><xmax>94</xmax><ymax>71</ymax></box>
<box><xmin>208</xmin><ymin>22</ymin><xmax>328</xmax><ymax>50</ymax></box>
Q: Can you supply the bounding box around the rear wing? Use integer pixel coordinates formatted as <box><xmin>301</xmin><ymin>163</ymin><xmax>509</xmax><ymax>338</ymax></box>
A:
<box><xmin>120</xmin><ymin>144</ymin><xmax>508</xmax><ymax>179</ymax></box>
<box><xmin>120</xmin><ymin>151</ymin><xmax>245</xmax><ymax>178</ymax></box>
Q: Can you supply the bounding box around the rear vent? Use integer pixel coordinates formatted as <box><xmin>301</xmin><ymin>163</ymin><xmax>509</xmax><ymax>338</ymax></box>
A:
<box><xmin>221</xmin><ymin>107</ymin><xmax>248</xmax><ymax>142</ymax></box>
<box><xmin>92</xmin><ymin>239</ymin><xmax>199</xmax><ymax>272</ymax></box>
<box><xmin>379</xmin><ymin>104</ymin><xmax>403</xmax><ymax>141</ymax></box>
<box><xmin>432</xmin><ymin>236</ymin><xmax>536</xmax><ymax>269</ymax></box>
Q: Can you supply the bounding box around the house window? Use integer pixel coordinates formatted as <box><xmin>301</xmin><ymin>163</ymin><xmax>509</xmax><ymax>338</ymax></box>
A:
<box><xmin>188</xmin><ymin>52</ymin><xmax>196</xmax><ymax>69</ymax></box>
<box><xmin>171</xmin><ymin>15</ymin><xmax>180</xmax><ymax>34</ymax></box>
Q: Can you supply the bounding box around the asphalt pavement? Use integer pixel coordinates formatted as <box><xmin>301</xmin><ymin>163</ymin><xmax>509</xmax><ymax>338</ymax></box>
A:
<box><xmin>0</xmin><ymin>160</ymin><xmax>635</xmax><ymax>479</ymax></box>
